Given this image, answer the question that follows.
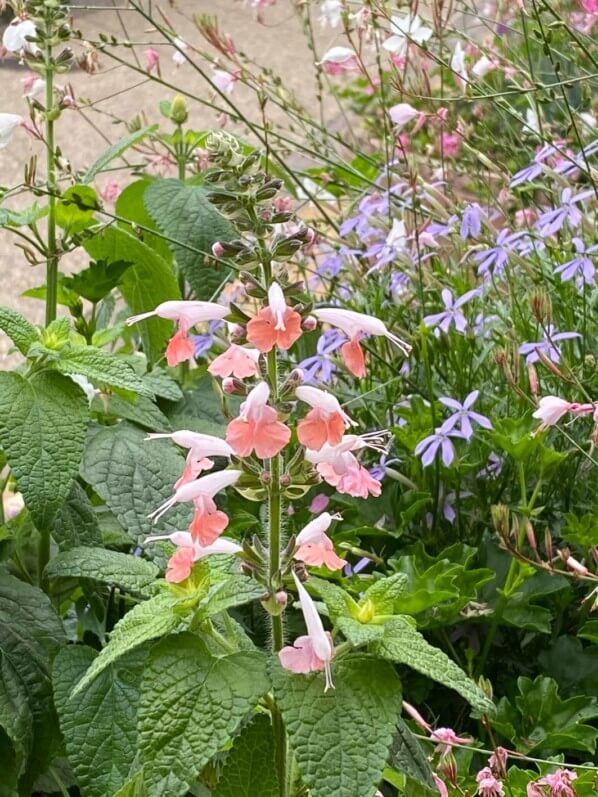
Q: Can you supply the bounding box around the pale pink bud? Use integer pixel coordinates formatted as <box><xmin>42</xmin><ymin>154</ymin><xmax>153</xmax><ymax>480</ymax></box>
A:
<box><xmin>388</xmin><ymin>102</ymin><xmax>420</xmax><ymax>131</ymax></box>
<box><xmin>309</xmin><ymin>494</ymin><xmax>330</xmax><ymax>513</ymax></box>
<box><xmin>144</xmin><ymin>47</ymin><xmax>160</xmax><ymax>73</ymax></box>
<box><xmin>212</xmin><ymin>241</ymin><xmax>225</xmax><ymax>258</ymax></box>
<box><xmin>302</xmin><ymin>315</ymin><xmax>317</xmax><ymax>332</ymax></box>
<box><xmin>565</xmin><ymin>555</ymin><xmax>589</xmax><ymax>576</ymax></box>
<box><xmin>222</xmin><ymin>377</ymin><xmax>236</xmax><ymax>394</ymax></box>
<box><xmin>275</xmin><ymin>590</ymin><xmax>288</xmax><ymax>607</ymax></box>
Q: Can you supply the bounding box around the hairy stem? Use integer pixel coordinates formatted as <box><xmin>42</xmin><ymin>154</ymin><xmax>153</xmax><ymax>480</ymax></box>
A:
<box><xmin>44</xmin><ymin>17</ymin><xmax>58</xmax><ymax>326</ymax></box>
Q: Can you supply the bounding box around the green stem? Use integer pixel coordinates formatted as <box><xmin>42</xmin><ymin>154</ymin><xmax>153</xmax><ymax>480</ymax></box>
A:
<box><xmin>44</xmin><ymin>18</ymin><xmax>58</xmax><ymax>326</ymax></box>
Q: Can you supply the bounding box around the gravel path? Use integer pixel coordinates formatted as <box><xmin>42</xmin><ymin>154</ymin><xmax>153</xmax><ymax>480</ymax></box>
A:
<box><xmin>0</xmin><ymin>1</ymin><xmax>336</xmax><ymax>363</ymax></box>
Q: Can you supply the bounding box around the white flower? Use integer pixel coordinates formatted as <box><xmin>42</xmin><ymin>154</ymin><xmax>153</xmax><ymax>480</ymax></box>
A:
<box><xmin>389</xmin><ymin>102</ymin><xmax>419</xmax><ymax>131</ymax></box>
<box><xmin>319</xmin><ymin>0</ymin><xmax>342</xmax><ymax>27</ymax></box>
<box><xmin>472</xmin><ymin>55</ymin><xmax>495</xmax><ymax>78</ymax></box>
<box><xmin>579</xmin><ymin>112</ymin><xmax>597</xmax><ymax>129</ymax></box>
<box><xmin>383</xmin><ymin>14</ymin><xmax>433</xmax><ymax>55</ymax></box>
<box><xmin>69</xmin><ymin>373</ymin><xmax>97</xmax><ymax>405</ymax></box>
<box><xmin>525</xmin><ymin>107</ymin><xmax>540</xmax><ymax>135</ymax></box>
<box><xmin>2</xmin><ymin>18</ymin><xmax>39</xmax><ymax>55</ymax></box>
<box><xmin>212</xmin><ymin>68</ymin><xmax>236</xmax><ymax>95</ymax></box>
<box><xmin>451</xmin><ymin>41</ymin><xmax>468</xmax><ymax>86</ymax></box>
<box><xmin>297</xmin><ymin>177</ymin><xmax>336</xmax><ymax>203</ymax></box>
<box><xmin>0</xmin><ymin>114</ymin><xmax>23</xmax><ymax>150</ymax></box>
<box><xmin>386</xmin><ymin>218</ymin><xmax>407</xmax><ymax>250</ymax></box>
<box><xmin>172</xmin><ymin>37</ymin><xmax>187</xmax><ymax>66</ymax></box>
<box><xmin>532</xmin><ymin>396</ymin><xmax>572</xmax><ymax>428</ymax></box>
<box><xmin>319</xmin><ymin>45</ymin><xmax>355</xmax><ymax>65</ymax></box>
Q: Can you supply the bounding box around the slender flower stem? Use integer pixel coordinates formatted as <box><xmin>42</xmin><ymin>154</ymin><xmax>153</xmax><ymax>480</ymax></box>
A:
<box><xmin>44</xmin><ymin>17</ymin><xmax>58</xmax><ymax>326</ymax></box>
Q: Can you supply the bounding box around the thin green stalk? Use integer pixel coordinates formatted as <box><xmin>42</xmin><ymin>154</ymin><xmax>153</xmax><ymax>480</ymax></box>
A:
<box><xmin>44</xmin><ymin>18</ymin><xmax>58</xmax><ymax>326</ymax></box>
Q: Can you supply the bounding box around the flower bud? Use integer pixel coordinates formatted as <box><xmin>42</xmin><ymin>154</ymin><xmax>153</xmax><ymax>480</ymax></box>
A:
<box><xmin>222</xmin><ymin>377</ymin><xmax>236</xmax><ymax>394</ymax></box>
<box><xmin>212</xmin><ymin>241</ymin><xmax>225</xmax><ymax>258</ymax></box>
<box><xmin>302</xmin><ymin>315</ymin><xmax>317</xmax><ymax>332</ymax></box>
<box><xmin>170</xmin><ymin>94</ymin><xmax>188</xmax><ymax>124</ymax></box>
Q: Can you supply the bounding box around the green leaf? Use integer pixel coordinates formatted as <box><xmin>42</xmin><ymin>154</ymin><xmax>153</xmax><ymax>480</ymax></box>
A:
<box><xmin>372</xmin><ymin>617</ymin><xmax>493</xmax><ymax>714</ymax></box>
<box><xmin>0</xmin><ymin>656</ymin><xmax>32</xmax><ymax>792</ymax></box>
<box><xmin>113</xmin><ymin>770</ymin><xmax>146</xmax><ymax>797</ymax></box>
<box><xmin>84</xmin><ymin>226</ymin><xmax>180</xmax><ymax>364</ymax></box>
<box><xmin>72</xmin><ymin>592</ymin><xmax>187</xmax><ymax>696</ymax></box>
<box><xmin>193</xmin><ymin>574</ymin><xmax>265</xmax><ymax>622</ymax></box>
<box><xmin>56</xmin><ymin>346</ymin><xmax>151</xmax><ymax>396</ymax></box>
<box><xmin>91</xmin><ymin>393</ymin><xmax>172</xmax><ymax>431</ymax></box>
<box><xmin>0</xmin><ymin>306</ymin><xmax>39</xmax><ymax>356</ymax></box>
<box><xmin>63</xmin><ymin>259</ymin><xmax>133</xmax><ymax>303</ymax></box>
<box><xmin>309</xmin><ymin>577</ymin><xmax>359</xmax><ymax>621</ymax></box>
<box><xmin>362</xmin><ymin>573</ymin><xmax>408</xmax><ymax>615</ymax></box>
<box><xmin>81</xmin><ymin>422</ymin><xmax>191</xmax><ymax>547</ymax></box>
<box><xmin>53</xmin><ymin>644</ymin><xmax>146</xmax><ymax>797</ymax></box>
<box><xmin>137</xmin><ymin>633</ymin><xmax>269</xmax><ymax>797</ymax></box>
<box><xmin>213</xmin><ymin>714</ymin><xmax>279</xmax><ymax>797</ymax></box>
<box><xmin>493</xmin><ymin>676</ymin><xmax>598</xmax><ymax>754</ymax></box>
<box><xmin>272</xmin><ymin>654</ymin><xmax>402</xmax><ymax>797</ymax></box>
<box><xmin>167</xmin><ymin>378</ymin><xmax>230</xmax><ymax>436</ymax></box>
<box><xmin>144</xmin><ymin>179</ymin><xmax>235</xmax><ymax>299</ymax></box>
<box><xmin>83</xmin><ymin>125</ymin><xmax>158</xmax><ymax>182</ymax></box>
<box><xmin>52</xmin><ymin>481</ymin><xmax>103</xmax><ymax>550</ymax></box>
<box><xmin>115</xmin><ymin>179</ymin><xmax>173</xmax><ymax>264</ymax></box>
<box><xmin>0</xmin><ymin>371</ymin><xmax>88</xmax><ymax>530</ymax></box>
<box><xmin>0</xmin><ymin>574</ymin><xmax>67</xmax><ymax>793</ymax></box>
<box><xmin>337</xmin><ymin>616</ymin><xmax>385</xmax><ymax>647</ymax></box>
<box><xmin>390</xmin><ymin>717</ymin><xmax>436</xmax><ymax>790</ymax></box>
<box><xmin>142</xmin><ymin>369</ymin><xmax>183</xmax><ymax>402</ymax></box>
<box><xmin>45</xmin><ymin>547</ymin><xmax>159</xmax><ymax>593</ymax></box>
<box><xmin>55</xmin><ymin>185</ymin><xmax>99</xmax><ymax>233</ymax></box>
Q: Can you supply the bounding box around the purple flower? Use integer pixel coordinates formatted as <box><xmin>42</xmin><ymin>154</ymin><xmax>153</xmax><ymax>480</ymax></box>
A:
<box><xmin>554</xmin><ymin>237</ymin><xmax>597</xmax><ymax>286</ymax></box>
<box><xmin>535</xmin><ymin>187</ymin><xmax>593</xmax><ymax>238</ymax></box>
<box><xmin>427</xmin><ymin>490</ymin><xmax>473</xmax><ymax>527</ymax></box>
<box><xmin>369</xmin><ymin>453</ymin><xmax>400</xmax><ymax>481</ymax></box>
<box><xmin>555</xmin><ymin>138</ymin><xmax>598</xmax><ymax>177</ymax></box>
<box><xmin>509</xmin><ymin>143</ymin><xmax>556</xmax><ymax>187</ymax></box>
<box><xmin>477</xmin><ymin>452</ymin><xmax>503</xmax><ymax>479</ymax></box>
<box><xmin>191</xmin><ymin>319</ymin><xmax>223</xmax><ymax>357</ymax></box>
<box><xmin>473</xmin><ymin>312</ymin><xmax>499</xmax><ymax>338</ymax></box>
<box><xmin>460</xmin><ymin>203</ymin><xmax>483</xmax><ymax>239</ymax></box>
<box><xmin>390</xmin><ymin>270</ymin><xmax>411</xmax><ymax>296</ymax></box>
<box><xmin>415</xmin><ymin>429</ymin><xmax>463</xmax><ymax>468</ymax></box>
<box><xmin>519</xmin><ymin>324</ymin><xmax>581</xmax><ymax>365</ymax></box>
<box><xmin>438</xmin><ymin>390</ymin><xmax>493</xmax><ymax>440</ymax></box>
<box><xmin>344</xmin><ymin>557</ymin><xmax>371</xmax><ymax>577</ymax></box>
<box><xmin>298</xmin><ymin>329</ymin><xmax>346</xmax><ymax>384</ymax></box>
<box><xmin>365</xmin><ymin>219</ymin><xmax>408</xmax><ymax>273</ymax></box>
<box><xmin>472</xmin><ymin>228</ymin><xmax>523</xmax><ymax>278</ymax></box>
<box><xmin>423</xmin><ymin>288</ymin><xmax>478</xmax><ymax>334</ymax></box>
<box><xmin>426</xmin><ymin>215</ymin><xmax>458</xmax><ymax>237</ymax></box>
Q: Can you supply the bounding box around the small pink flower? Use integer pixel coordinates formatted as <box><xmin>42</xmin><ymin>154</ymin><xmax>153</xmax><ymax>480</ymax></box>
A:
<box><xmin>145</xmin><ymin>531</ymin><xmax>242</xmax><ymax>583</ymax></box>
<box><xmin>208</xmin><ymin>344</ymin><xmax>260</xmax><ymax>379</ymax></box>
<box><xmin>226</xmin><ymin>381</ymin><xmax>291</xmax><ymax>458</ymax></box>
<box><xmin>440</xmin><ymin>131</ymin><xmax>462</xmax><ymax>158</ymax></box>
<box><xmin>527</xmin><ymin>769</ymin><xmax>577</xmax><ymax>797</ymax></box>
<box><xmin>279</xmin><ymin>571</ymin><xmax>335</xmax><ymax>690</ymax></box>
<box><xmin>433</xmin><ymin>775</ymin><xmax>449</xmax><ymax>797</ymax></box>
<box><xmin>580</xmin><ymin>0</ymin><xmax>598</xmax><ymax>11</ymax></box>
<box><xmin>488</xmin><ymin>747</ymin><xmax>509</xmax><ymax>779</ymax></box>
<box><xmin>476</xmin><ymin>767</ymin><xmax>504</xmax><ymax>797</ymax></box>
<box><xmin>99</xmin><ymin>179</ymin><xmax>121</xmax><ymax>205</ymax></box>
<box><xmin>306</xmin><ymin>436</ymin><xmax>383</xmax><ymax>498</ymax></box>
<box><xmin>308</xmin><ymin>493</ymin><xmax>330</xmax><ymax>513</ymax></box>
<box><xmin>212</xmin><ymin>68</ymin><xmax>238</xmax><ymax>95</ymax></box>
<box><xmin>165</xmin><ymin>546</ymin><xmax>195</xmax><ymax>582</ymax></box>
<box><xmin>295</xmin><ymin>512</ymin><xmax>345</xmax><ymax>571</ymax></box>
<box><xmin>389</xmin><ymin>102</ymin><xmax>420</xmax><ymax>131</ymax></box>
<box><xmin>430</xmin><ymin>727</ymin><xmax>472</xmax><ymax>758</ymax></box>
<box><xmin>319</xmin><ymin>46</ymin><xmax>360</xmax><ymax>75</ymax></box>
<box><xmin>147</xmin><ymin>430</ymin><xmax>233</xmax><ymax>488</ymax></box>
<box><xmin>144</xmin><ymin>47</ymin><xmax>160</xmax><ymax>74</ymax></box>
<box><xmin>532</xmin><ymin>396</ymin><xmax>572</xmax><ymax>428</ymax></box>
<box><xmin>402</xmin><ymin>701</ymin><xmax>432</xmax><ymax>732</ymax></box>
<box><xmin>127</xmin><ymin>300</ymin><xmax>230</xmax><ymax>368</ymax></box>
<box><xmin>246</xmin><ymin>283</ymin><xmax>302</xmax><ymax>353</ymax></box>
<box><xmin>296</xmin><ymin>386</ymin><xmax>355</xmax><ymax>451</ymax></box>
<box><xmin>22</xmin><ymin>73</ymin><xmax>44</xmax><ymax>98</ymax></box>
<box><xmin>565</xmin><ymin>555</ymin><xmax>589</xmax><ymax>576</ymax></box>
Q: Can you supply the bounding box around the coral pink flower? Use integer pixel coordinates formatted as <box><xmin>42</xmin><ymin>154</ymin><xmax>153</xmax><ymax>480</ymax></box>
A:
<box><xmin>127</xmin><ymin>300</ymin><xmax>230</xmax><ymax>368</ymax></box>
<box><xmin>296</xmin><ymin>386</ymin><xmax>355</xmax><ymax>450</ymax></box>
<box><xmin>226</xmin><ymin>381</ymin><xmax>291</xmax><ymax>458</ymax></box>
<box><xmin>148</xmin><ymin>469</ymin><xmax>241</xmax><ymax>546</ymax></box>
<box><xmin>313</xmin><ymin>307</ymin><xmax>410</xmax><ymax>377</ymax></box>
<box><xmin>279</xmin><ymin>571</ymin><xmax>335</xmax><ymax>690</ymax></box>
<box><xmin>147</xmin><ymin>430</ymin><xmax>233</xmax><ymax>488</ymax></box>
<box><xmin>305</xmin><ymin>435</ymin><xmax>383</xmax><ymax>498</ymax></box>
<box><xmin>295</xmin><ymin>512</ymin><xmax>345</xmax><ymax>571</ymax></box>
<box><xmin>145</xmin><ymin>531</ymin><xmax>242</xmax><ymax>582</ymax></box>
<box><xmin>246</xmin><ymin>283</ymin><xmax>302</xmax><ymax>352</ymax></box>
<box><xmin>208</xmin><ymin>344</ymin><xmax>260</xmax><ymax>379</ymax></box>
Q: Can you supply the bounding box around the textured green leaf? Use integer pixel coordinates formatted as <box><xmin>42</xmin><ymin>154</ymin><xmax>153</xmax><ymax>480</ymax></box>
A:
<box><xmin>142</xmin><ymin>369</ymin><xmax>183</xmax><ymax>402</ymax></box>
<box><xmin>213</xmin><ymin>714</ymin><xmax>279</xmax><ymax>797</ymax></box>
<box><xmin>115</xmin><ymin>179</ymin><xmax>173</xmax><ymax>265</ymax></box>
<box><xmin>390</xmin><ymin>717</ymin><xmax>435</xmax><ymax>789</ymax></box>
<box><xmin>0</xmin><ymin>371</ymin><xmax>88</xmax><ymax>530</ymax></box>
<box><xmin>91</xmin><ymin>393</ymin><xmax>171</xmax><ymax>432</ymax></box>
<box><xmin>309</xmin><ymin>577</ymin><xmax>359</xmax><ymax>622</ymax></box>
<box><xmin>145</xmin><ymin>179</ymin><xmax>235</xmax><ymax>299</ymax></box>
<box><xmin>362</xmin><ymin>573</ymin><xmax>408</xmax><ymax>615</ymax></box>
<box><xmin>138</xmin><ymin>633</ymin><xmax>269</xmax><ymax>797</ymax></box>
<box><xmin>84</xmin><ymin>226</ymin><xmax>180</xmax><ymax>364</ymax></box>
<box><xmin>52</xmin><ymin>481</ymin><xmax>103</xmax><ymax>550</ymax></box>
<box><xmin>0</xmin><ymin>655</ymin><xmax>33</xmax><ymax>790</ymax></box>
<box><xmin>194</xmin><ymin>575</ymin><xmax>265</xmax><ymax>622</ymax></box>
<box><xmin>56</xmin><ymin>346</ymin><xmax>151</xmax><ymax>396</ymax></box>
<box><xmin>83</xmin><ymin>125</ymin><xmax>158</xmax><ymax>182</ymax></box>
<box><xmin>45</xmin><ymin>547</ymin><xmax>159</xmax><ymax>593</ymax></box>
<box><xmin>272</xmin><ymin>654</ymin><xmax>402</xmax><ymax>797</ymax></box>
<box><xmin>0</xmin><ymin>306</ymin><xmax>39</xmax><ymax>356</ymax></box>
<box><xmin>73</xmin><ymin>592</ymin><xmax>187</xmax><ymax>696</ymax></box>
<box><xmin>113</xmin><ymin>770</ymin><xmax>146</xmax><ymax>797</ymax></box>
<box><xmin>81</xmin><ymin>422</ymin><xmax>191</xmax><ymax>547</ymax></box>
<box><xmin>53</xmin><ymin>644</ymin><xmax>146</xmax><ymax>797</ymax></box>
<box><xmin>0</xmin><ymin>574</ymin><xmax>66</xmax><ymax>792</ymax></box>
<box><xmin>63</xmin><ymin>259</ymin><xmax>133</xmax><ymax>303</ymax></box>
<box><xmin>167</xmin><ymin>378</ymin><xmax>230</xmax><ymax>436</ymax></box>
<box><xmin>372</xmin><ymin>617</ymin><xmax>493</xmax><ymax>714</ymax></box>
<box><xmin>337</xmin><ymin>616</ymin><xmax>385</xmax><ymax>647</ymax></box>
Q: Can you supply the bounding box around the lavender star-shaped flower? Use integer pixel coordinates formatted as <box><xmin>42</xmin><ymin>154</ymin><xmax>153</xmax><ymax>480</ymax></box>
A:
<box><xmin>554</xmin><ymin>237</ymin><xmax>597</xmax><ymax>287</ymax></box>
<box><xmin>298</xmin><ymin>329</ymin><xmax>346</xmax><ymax>384</ymax></box>
<box><xmin>192</xmin><ymin>319</ymin><xmax>223</xmax><ymax>357</ymax></box>
<box><xmin>509</xmin><ymin>143</ymin><xmax>556</xmax><ymax>188</ymax></box>
<box><xmin>535</xmin><ymin>187</ymin><xmax>594</xmax><ymax>238</ymax></box>
<box><xmin>415</xmin><ymin>428</ymin><xmax>464</xmax><ymax>468</ymax></box>
<box><xmin>460</xmin><ymin>203</ymin><xmax>483</xmax><ymax>239</ymax></box>
<box><xmin>423</xmin><ymin>288</ymin><xmax>478</xmax><ymax>334</ymax></box>
<box><xmin>472</xmin><ymin>228</ymin><xmax>524</xmax><ymax>278</ymax></box>
<box><xmin>438</xmin><ymin>390</ymin><xmax>493</xmax><ymax>440</ymax></box>
<box><xmin>519</xmin><ymin>323</ymin><xmax>580</xmax><ymax>365</ymax></box>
